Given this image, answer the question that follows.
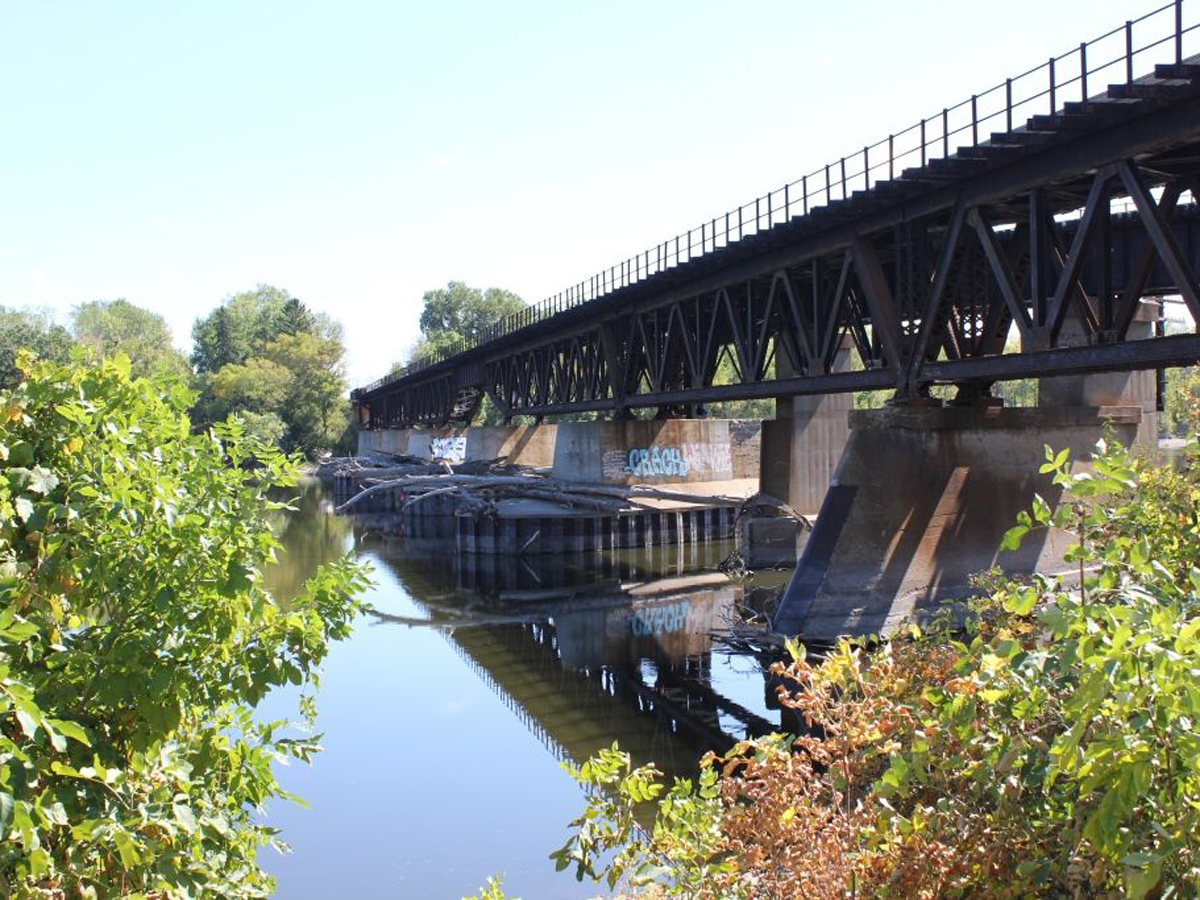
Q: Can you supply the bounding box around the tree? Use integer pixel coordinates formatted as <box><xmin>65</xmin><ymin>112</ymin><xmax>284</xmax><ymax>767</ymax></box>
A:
<box><xmin>190</xmin><ymin>285</ymin><xmax>291</xmax><ymax>374</ymax></box>
<box><xmin>71</xmin><ymin>299</ymin><xmax>189</xmax><ymax>380</ymax></box>
<box><xmin>0</xmin><ymin>352</ymin><xmax>369</xmax><ymax>896</ymax></box>
<box><xmin>0</xmin><ymin>306</ymin><xmax>73</xmax><ymax>389</ymax></box>
<box><xmin>279</xmin><ymin>296</ymin><xmax>316</xmax><ymax>336</ymax></box>
<box><xmin>413</xmin><ymin>281</ymin><xmax>526</xmax><ymax>357</ymax></box>
<box><xmin>261</xmin><ymin>331</ymin><xmax>349</xmax><ymax>454</ymax></box>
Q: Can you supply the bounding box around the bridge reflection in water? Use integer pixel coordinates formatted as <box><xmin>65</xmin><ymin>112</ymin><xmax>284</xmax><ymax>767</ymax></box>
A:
<box><xmin>350</xmin><ymin>516</ymin><xmax>788</xmax><ymax>777</ymax></box>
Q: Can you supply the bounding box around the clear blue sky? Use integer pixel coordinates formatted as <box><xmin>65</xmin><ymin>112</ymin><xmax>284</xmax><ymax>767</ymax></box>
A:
<box><xmin>0</xmin><ymin>0</ymin><xmax>1164</xmax><ymax>385</ymax></box>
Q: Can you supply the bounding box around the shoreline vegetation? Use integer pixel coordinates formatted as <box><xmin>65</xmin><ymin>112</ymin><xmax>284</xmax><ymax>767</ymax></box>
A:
<box><xmin>468</xmin><ymin>437</ymin><xmax>1200</xmax><ymax>898</ymax></box>
<box><xmin>0</xmin><ymin>354</ymin><xmax>370</xmax><ymax>898</ymax></box>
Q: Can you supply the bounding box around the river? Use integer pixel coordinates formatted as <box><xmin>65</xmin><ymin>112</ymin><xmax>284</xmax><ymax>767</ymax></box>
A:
<box><xmin>257</xmin><ymin>479</ymin><xmax>788</xmax><ymax>899</ymax></box>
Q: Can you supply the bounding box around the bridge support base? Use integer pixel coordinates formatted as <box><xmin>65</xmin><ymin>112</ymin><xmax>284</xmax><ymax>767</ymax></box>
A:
<box><xmin>772</xmin><ymin>404</ymin><xmax>1143</xmax><ymax>640</ymax></box>
<box><xmin>760</xmin><ymin>341</ymin><xmax>853</xmax><ymax>515</ymax></box>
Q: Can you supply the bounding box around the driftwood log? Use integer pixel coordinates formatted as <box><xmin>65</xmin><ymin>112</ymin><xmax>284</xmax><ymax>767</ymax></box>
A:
<box><xmin>334</xmin><ymin>470</ymin><xmax>751</xmax><ymax>516</ymax></box>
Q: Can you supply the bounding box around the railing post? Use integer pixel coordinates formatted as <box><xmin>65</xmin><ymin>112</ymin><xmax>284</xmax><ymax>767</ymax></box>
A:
<box><xmin>784</xmin><ymin>182</ymin><xmax>790</xmax><ymax>217</ymax></box>
<box><xmin>1177</xmin><ymin>0</ymin><xmax>1184</xmax><ymax>64</ymax></box>
<box><xmin>840</xmin><ymin>156</ymin><xmax>847</xmax><ymax>200</ymax></box>
<box><xmin>1049</xmin><ymin>56</ymin><xmax>1056</xmax><ymax>114</ymax></box>
<box><xmin>1080</xmin><ymin>42</ymin><xmax>1087</xmax><ymax>106</ymax></box>
<box><xmin>888</xmin><ymin>134</ymin><xmax>894</xmax><ymax>180</ymax></box>
<box><xmin>755</xmin><ymin>197</ymin><xmax>760</xmax><ymax>231</ymax></box>
<box><xmin>1006</xmin><ymin>78</ymin><xmax>1013</xmax><ymax>131</ymax></box>
<box><xmin>825</xmin><ymin>163</ymin><xmax>831</xmax><ymax>203</ymax></box>
<box><xmin>802</xmin><ymin>175</ymin><xmax>808</xmax><ymax>214</ymax></box>
<box><xmin>941</xmin><ymin>107</ymin><xmax>948</xmax><ymax>157</ymax></box>
<box><xmin>971</xmin><ymin>94</ymin><xmax>977</xmax><ymax>145</ymax></box>
<box><xmin>920</xmin><ymin>118</ymin><xmax>926</xmax><ymax>166</ymax></box>
<box><xmin>1126</xmin><ymin>20</ymin><xmax>1134</xmax><ymax>82</ymax></box>
<box><xmin>863</xmin><ymin>145</ymin><xmax>869</xmax><ymax>189</ymax></box>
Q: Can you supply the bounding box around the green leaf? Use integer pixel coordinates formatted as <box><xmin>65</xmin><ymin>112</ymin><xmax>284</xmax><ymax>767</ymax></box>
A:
<box><xmin>1125</xmin><ymin>859</ymin><xmax>1163</xmax><ymax>900</ymax></box>
<box><xmin>48</xmin><ymin>718</ymin><xmax>90</xmax><ymax>747</ymax></box>
<box><xmin>1000</xmin><ymin>524</ymin><xmax>1029</xmax><ymax>551</ymax></box>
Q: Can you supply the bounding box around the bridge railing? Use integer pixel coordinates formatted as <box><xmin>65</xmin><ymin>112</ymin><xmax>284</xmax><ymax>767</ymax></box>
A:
<box><xmin>358</xmin><ymin>0</ymin><xmax>1199</xmax><ymax>398</ymax></box>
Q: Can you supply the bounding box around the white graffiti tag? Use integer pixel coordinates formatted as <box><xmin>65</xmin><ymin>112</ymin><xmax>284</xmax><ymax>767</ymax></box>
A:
<box><xmin>429</xmin><ymin>435</ymin><xmax>466</xmax><ymax>463</ymax></box>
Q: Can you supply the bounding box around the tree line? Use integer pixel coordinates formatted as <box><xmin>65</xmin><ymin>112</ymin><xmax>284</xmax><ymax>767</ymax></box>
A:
<box><xmin>0</xmin><ymin>287</ymin><xmax>352</xmax><ymax>457</ymax></box>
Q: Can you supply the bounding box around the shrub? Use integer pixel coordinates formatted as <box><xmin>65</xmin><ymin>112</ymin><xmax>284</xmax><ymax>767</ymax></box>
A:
<box><xmin>556</xmin><ymin>438</ymin><xmax>1200</xmax><ymax>897</ymax></box>
<box><xmin>0</xmin><ymin>353</ymin><xmax>370</xmax><ymax>898</ymax></box>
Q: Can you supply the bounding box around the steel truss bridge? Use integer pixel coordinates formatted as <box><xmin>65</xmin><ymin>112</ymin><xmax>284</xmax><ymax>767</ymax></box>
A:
<box><xmin>355</xmin><ymin>3</ymin><xmax>1200</xmax><ymax>428</ymax></box>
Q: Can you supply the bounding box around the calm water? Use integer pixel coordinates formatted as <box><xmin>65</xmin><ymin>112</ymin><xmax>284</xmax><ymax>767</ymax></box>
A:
<box><xmin>258</xmin><ymin>480</ymin><xmax>788</xmax><ymax>899</ymax></box>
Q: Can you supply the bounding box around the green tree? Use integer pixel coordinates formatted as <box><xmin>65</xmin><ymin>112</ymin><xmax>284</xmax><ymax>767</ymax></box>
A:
<box><xmin>190</xmin><ymin>285</ymin><xmax>291</xmax><ymax>374</ymax></box>
<box><xmin>412</xmin><ymin>281</ymin><xmax>526</xmax><ymax>359</ymax></box>
<box><xmin>261</xmin><ymin>331</ymin><xmax>349</xmax><ymax>454</ymax></box>
<box><xmin>0</xmin><ymin>307</ymin><xmax>73</xmax><ymax>389</ymax></box>
<box><xmin>0</xmin><ymin>352</ymin><xmax>369</xmax><ymax>896</ymax></box>
<box><xmin>279</xmin><ymin>296</ymin><xmax>316</xmax><ymax>336</ymax></box>
<box><xmin>71</xmin><ymin>299</ymin><xmax>189</xmax><ymax>381</ymax></box>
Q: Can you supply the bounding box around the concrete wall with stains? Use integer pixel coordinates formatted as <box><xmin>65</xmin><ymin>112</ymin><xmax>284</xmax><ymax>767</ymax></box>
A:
<box><xmin>358</xmin><ymin>419</ymin><xmax>747</xmax><ymax>484</ymax></box>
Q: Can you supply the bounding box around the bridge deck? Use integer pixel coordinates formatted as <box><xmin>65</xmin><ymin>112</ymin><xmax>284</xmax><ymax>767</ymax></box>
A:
<box><xmin>356</xmin><ymin>7</ymin><xmax>1200</xmax><ymax>428</ymax></box>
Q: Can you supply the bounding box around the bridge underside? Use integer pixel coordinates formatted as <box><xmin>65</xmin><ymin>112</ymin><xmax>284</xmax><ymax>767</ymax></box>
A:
<box><xmin>356</xmin><ymin>59</ymin><xmax>1200</xmax><ymax>429</ymax></box>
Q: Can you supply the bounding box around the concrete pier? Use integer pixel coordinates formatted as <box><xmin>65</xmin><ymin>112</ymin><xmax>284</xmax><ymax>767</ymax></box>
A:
<box><xmin>772</xmin><ymin>404</ymin><xmax>1144</xmax><ymax>639</ymax></box>
<box><xmin>358</xmin><ymin>418</ymin><xmax>759</xmax><ymax>484</ymax></box>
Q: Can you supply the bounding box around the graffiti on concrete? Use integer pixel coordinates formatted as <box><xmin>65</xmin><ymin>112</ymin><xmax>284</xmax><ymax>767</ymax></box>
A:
<box><xmin>601</xmin><ymin>441</ymin><xmax>733</xmax><ymax>480</ymax></box>
<box><xmin>429</xmin><ymin>435</ymin><xmax>466</xmax><ymax>463</ymax></box>
<box><xmin>623</xmin><ymin>446</ymin><xmax>689</xmax><ymax>477</ymax></box>
<box><xmin>629</xmin><ymin>600</ymin><xmax>691</xmax><ymax>637</ymax></box>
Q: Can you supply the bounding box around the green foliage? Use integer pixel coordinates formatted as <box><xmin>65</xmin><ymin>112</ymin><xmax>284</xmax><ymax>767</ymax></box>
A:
<box><xmin>0</xmin><ymin>353</ymin><xmax>370</xmax><ymax>897</ymax></box>
<box><xmin>71</xmin><ymin>299</ymin><xmax>190</xmax><ymax>381</ymax></box>
<box><xmin>556</xmin><ymin>436</ymin><xmax>1200</xmax><ymax>897</ymax></box>
<box><xmin>1164</xmin><ymin>366</ymin><xmax>1200</xmax><ymax>437</ymax></box>
<box><xmin>415</xmin><ymin>281</ymin><xmax>526</xmax><ymax>351</ymax></box>
<box><xmin>460</xmin><ymin>876</ymin><xmax>519</xmax><ymax>900</ymax></box>
<box><xmin>0</xmin><ymin>308</ymin><xmax>73</xmax><ymax>390</ymax></box>
<box><xmin>192</xmin><ymin>289</ymin><xmax>349</xmax><ymax>456</ymax></box>
<box><xmin>552</xmin><ymin>743</ymin><xmax>729</xmax><ymax>895</ymax></box>
<box><xmin>190</xmin><ymin>285</ymin><xmax>292</xmax><ymax>375</ymax></box>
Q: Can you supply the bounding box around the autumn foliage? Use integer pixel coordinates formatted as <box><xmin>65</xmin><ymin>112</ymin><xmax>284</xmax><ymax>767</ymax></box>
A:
<box><xmin>555</xmin><ymin>438</ymin><xmax>1200</xmax><ymax>898</ymax></box>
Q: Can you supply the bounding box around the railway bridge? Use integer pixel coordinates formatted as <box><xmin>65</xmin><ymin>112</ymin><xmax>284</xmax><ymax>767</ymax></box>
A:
<box><xmin>354</xmin><ymin>4</ymin><xmax>1200</xmax><ymax>638</ymax></box>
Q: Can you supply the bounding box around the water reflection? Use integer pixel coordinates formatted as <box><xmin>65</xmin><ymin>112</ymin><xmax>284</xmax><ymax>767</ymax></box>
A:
<box><xmin>356</xmin><ymin>523</ymin><xmax>782</xmax><ymax>773</ymax></box>
<box><xmin>262</xmin><ymin>480</ymin><xmax>785</xmax><ymax>898</ymax></box>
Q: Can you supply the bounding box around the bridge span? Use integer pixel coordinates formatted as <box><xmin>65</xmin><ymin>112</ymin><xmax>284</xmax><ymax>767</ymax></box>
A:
<box><xmin>352</xmin><ymin>5</ymin><xmax>1200</xmax><ymax>640</ymax></box>
<box><xmin>354</xmin><ymin>3</ymin><xmax>1200</xmax><ymax>428</ymax></box>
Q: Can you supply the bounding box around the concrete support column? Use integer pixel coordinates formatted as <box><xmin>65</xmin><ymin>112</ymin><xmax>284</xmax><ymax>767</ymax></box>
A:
<box><xmin>772</xmin><ymin>405</ymin><xmax>1142</xmax><ymax>640</ymax></box>
<box><xmin>1036</xmin><ymin>299</ymin><xmax>1161</xmax><ymax>447</ymax></box>
<box><xmin>759</xmin><ymin>339</ymin><xmax>853</xmax><ymax>514</ymax></box>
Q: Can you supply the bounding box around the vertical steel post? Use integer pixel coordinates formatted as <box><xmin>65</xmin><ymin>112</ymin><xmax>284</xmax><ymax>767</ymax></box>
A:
<box><xmin>888</xmin><ymin>134</ymin><xmax>894</xmax><ymax>179</ymax></box>
<box><xmin>1006</xmin><ymin>78</ymin><xmax>1013</xmax><ymax>131</ymax></box>
<box><xmin>920</xmin><ymin>118</ymin><xmax>926</xmax><ymax>165</ymax></box>
<box><xmin>1126</xmin><ymin>20</ymin><xmax>1134</xmax><ymax>82</ymax></box>
<box><xmin>971</xmin><ymin>94</ymin><xmax>978</xmax><ymax>145</ymax></box>
<box><xmin>1177</xmin><ymin>0</ymin><xmax>1184</xmax><ymax>64</ymax></box>
<box><xmin>1080</xmin><ymin>42</ymin><xmax>1087</xmax><ymax>107</ymax></box>
<box><xmin>863</xmin><ymin>145</ymin><xmax>869</xmax><ymax>189</ymax></box>
<box><xmin>802</xmin><ymin>175</ymin><xmax>808</xmax><ymax>214</ymax></box>
<box><xmin>840</xmin><ymin>157</ymin><xmax>847</xmax><ymax>200</ymax></box>
<box><xmin>942</xmin><ymin>107</ymin><xmax>948</xmax><ymax>157</ymax></box>
<box><xmin>1049</xmin><ymin>56</ymin><xmax>1056</xmax><ymax>114</ymax></box>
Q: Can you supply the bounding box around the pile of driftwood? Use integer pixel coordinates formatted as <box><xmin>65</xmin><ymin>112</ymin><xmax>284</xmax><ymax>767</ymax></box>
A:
<box><xmin>334</xmin><ymin>469</ymin><xmax>748</xmax><ymax>517</ymax></box>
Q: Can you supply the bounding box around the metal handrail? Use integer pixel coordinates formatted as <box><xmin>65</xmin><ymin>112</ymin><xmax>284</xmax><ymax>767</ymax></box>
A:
<box><xmin>359</xmin><ymin>0</ymin><xmax>1197</xmax><ymax>396</ymax></box>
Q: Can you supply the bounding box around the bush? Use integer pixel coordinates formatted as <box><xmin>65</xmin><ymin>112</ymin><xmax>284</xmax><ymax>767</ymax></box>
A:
<box><xmin>556</xmin><ymin>438</ymin><xmax>1200</xmax><ymax>897</ymax></box>
<box><xmin>0</xmin><ymin>353</ymin><xmax>370</xmax><ymax>898</ymax></box>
